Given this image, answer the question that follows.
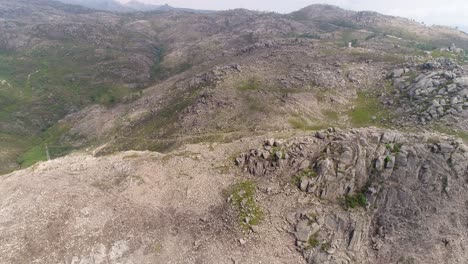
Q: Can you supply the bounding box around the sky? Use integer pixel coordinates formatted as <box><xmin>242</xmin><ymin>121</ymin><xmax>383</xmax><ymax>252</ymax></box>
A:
<box><xmin>119</xmin><ymin>0</ymin><xmax>468</xmax><ymax>32</ymax></box>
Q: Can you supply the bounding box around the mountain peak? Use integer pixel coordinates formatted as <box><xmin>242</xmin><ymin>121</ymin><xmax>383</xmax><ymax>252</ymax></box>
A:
<box><xmin>291</xmin><ymin>4</ymin><xmax>353</xmax><ymax>20</ymax></box>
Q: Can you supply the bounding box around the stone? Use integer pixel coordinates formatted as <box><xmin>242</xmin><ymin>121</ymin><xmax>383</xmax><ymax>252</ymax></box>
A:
<box><xmin>239</xmin><ymin>238</ymin><xmax>246</xmax><ymax>245</ymax></box>
<box><xmin>448</xmin><ymin>108</ymin><xmax>458</xmax><ymax>115</ymax></box>
<box><xmin>266</xmin><ymin>138</ymin><xmax>275</xmax><ymax>146</ymax></box>
<box><xmin>340</xmin><ymin>149</ymin><xmax>354</xmax><ymax>164</ymax></box>
<box><xmin>299</xmin><ymin>177</ymin><xmax>309</xmax><ymax>192</ymax></box>
<box><xmin>429</xmin><ymin>109</ymin><xmax>438</xmax><ymax>119</ymax></box>
<box><xmin>261</xmin><ymin>151</ymin><xmax>270</xmax><ymax>160</ymax></box>
<box><xmin>436</xmin><ymin>107</ymin><xmax>444</xmax><ymax>116</ymax></box>
<box><xmin>310</xmin><ymin>222</ymin><xmax>321</xmax><ymax>235</ymax></box>
<box><xmin>449</xmin><ymin>43</ymin><xmax>457</xmax><ymax>51</ymax></box>
<box><xmin>391</xmin><ymin>69</ymin><xmax>405</xmax><ymax>78</ymax></box>
<box><xmin>381</xmin><ymin>132</ymin><xmax>396</xmax><ymax>143</ymax></box>
<box><xmin>235</xmin><ymin>155</ymin><xmax>246</xmax><ymax>166</ymax></box>
<box><xmin>315</xmin><ymin>132</ymin><xmax>327</xmax><ymax>139</ymax></box>
<box><xmin>447</xmin><ymin>84</ymin><xmax>457</xmax><ymax>93</ymax></box>
<box><xmin>443</xmin><ymin>71</ymin><xmax>456</xmax><ymax>79</ymax></box>
<box><xmin>422</xmin><ymin>61</ymin><xmax>441</xmax><ymax>70</ymax></box>
<box><xmin>295</xmin><ymin>220</ymin><xmax>311</xmax><ymax>242</ymax></box>
<box><xmin>250</xmin><ymin>225</ymin><xmax>259</xmax><ymax>233</ymax></box>
<box><xmin>385</xmin><ymin>155</ymin><xmax>395</xmax><ymax>169</ymax></box>
<box><xmin>455</xmin><ymin>77</ymin><xmax>468</xmax><ymax>87</ymax></box>
<box><xmin>273</xmin><ymin>140</ymin><xmax>283</xmax><ymax>147</ymax></box>
<box><xmin>438</xmin><ymin>143</ymin><xmax>454</xmax><ymax>153</ymax></box>
<box><xmin>80</xmin><ymin>207</ymin><xmax>91</xmax><ymax>217</ymax></box>
<box><xmin>275</xmin><ymin>151</ymin><xmax>283</xmax><ymax>160</ymax></box>
<box><xmin>299</xmin><ymin>160</ymin><xmax>311</xmax><ymax>170</ymax></box>
<box><xmin>395</xmin><ymin>152</ymin><xmax>408</xmax><ymax>167</ymax></box>
<box><xmin>451</xmin><ymin>97</ymin><xmax>459</xmax><ymax>105</ymax></box>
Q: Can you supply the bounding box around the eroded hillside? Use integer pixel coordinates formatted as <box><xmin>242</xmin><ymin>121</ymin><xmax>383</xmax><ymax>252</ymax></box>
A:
<box><xmin>1</xmin><ymin>1</ymin><xmax>468</xmax><ymax>264</ymax></box>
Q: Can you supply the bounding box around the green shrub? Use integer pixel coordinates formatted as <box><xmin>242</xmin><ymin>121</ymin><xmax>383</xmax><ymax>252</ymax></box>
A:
<box><xmin>386</xmin><ymin>143</ymin><xmax>402</xmax><ymax>153</ymax></box>
<box><xmin>344</xmin><ymin>192</ymin><xmax>367</xmax><ymax>209</ymax></box>
<box><xmin>384</xmin><ymin>155</ymin><xmax>391</xmax><ymax>163</ymax></box>
<box><xmin>307</xmin><ymin>233</ymin><xmax>320</xmax><ymax>248</ymax></box>
<box><xmin>320</xmin><ymin>242</ymin><xmax>331</xmax><ymax>251</ymax></box>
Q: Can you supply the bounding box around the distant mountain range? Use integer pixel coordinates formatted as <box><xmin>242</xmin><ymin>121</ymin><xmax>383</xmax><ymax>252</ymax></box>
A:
<box><xmin>55</xmin><ymin>0</ymin><xmax>207</xmax><ymax>13</ymax></box>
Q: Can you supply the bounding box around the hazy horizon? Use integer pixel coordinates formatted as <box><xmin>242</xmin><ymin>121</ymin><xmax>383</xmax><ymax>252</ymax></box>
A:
<box><xmin>117</xmin><ymin>0</ymin><xmax>468</xmax><ymax>33</ymax></box>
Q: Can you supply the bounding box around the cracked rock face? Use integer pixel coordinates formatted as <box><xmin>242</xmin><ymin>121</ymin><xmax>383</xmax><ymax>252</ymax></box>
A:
<box><xmin>238</xmin><ymin>128</ymin><xmax>468</xmax><ymax>264</ymax></box>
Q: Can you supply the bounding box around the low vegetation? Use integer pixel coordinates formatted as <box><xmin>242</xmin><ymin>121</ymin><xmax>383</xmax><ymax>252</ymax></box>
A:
<box><xmin>292</xmin><ymin>168</ymin><xmax>318</xmax><ymax>185</ymax></box>
<box><xmin>386</xmin><ymin>143</ymin><xmax>402</xmax><ymax>153</ymax></box>
<box><xmin>227</xmin><ymin>180</ymin><xmax>264</xmax><ymax>229</ymax></box>
<box><xmin>238</xmin><ymin>77</ymin><xmax>262</xmax><ymax>91</ymax></box>
<box><xmin>289</xmin><ymin>115</ymin><xmax>324</xmax><ymax>131</ymax></box>
<box><xmin>307</xmin><ymin>233</ymin><xmax>320</xmax><ymax>248</ymax></box>
<box><xmin>433</xmin><ymin>125</ymin><xmax>468</xmax><ymax>143</ymax></box>
<box><xmin>17</xmin><ymin>123</ymin><xmax>73</xmax><ymax>168</ymax></box>
<box><xmin>343</xmin><ymin>192</ymin><xmax>367</xmax><ymax>209</ymax></box>
<box><xmin>0</xmin><ymin>45</ymin><xmax>143</xmax><ymax>171</ymax></box>
<box><xmin>322</xmin><ymin>110</ymin><xmax>339</xmax><ymax>122</ymax></box>
<box><xmin>347</xmin><ymin>91</ymin><xmax>392</xmax><ymax>127</ymax></box>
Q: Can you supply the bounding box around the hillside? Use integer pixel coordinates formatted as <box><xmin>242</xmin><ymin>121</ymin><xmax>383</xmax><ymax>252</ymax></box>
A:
<box><xmin>0</xmin><ymin>1</ymin><xmax>468</xmax><ymax>263</ymax></box>
<box><xmin>1</xmin><ymin>128</ymin><xmax>467</xmax><ymax>264</ymax></box>
<box><xmin>2</xmin><ymin>1</ymin><xmax>467</xmax><ymax>173</ymax></box>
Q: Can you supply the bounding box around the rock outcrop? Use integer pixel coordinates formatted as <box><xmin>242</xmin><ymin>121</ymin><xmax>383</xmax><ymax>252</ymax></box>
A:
<box><xmin>389</xmin><ymin>59</ymin><xmax>468</xmax><ymax>128</ymax></box>
<box><xmin>237</xmin><ymin>128</ymin><xmax>468</xmax><ymax>264</ymax></box>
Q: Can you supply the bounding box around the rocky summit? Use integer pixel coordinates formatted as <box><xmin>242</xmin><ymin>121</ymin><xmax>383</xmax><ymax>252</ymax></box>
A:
<box><xmin>0</xmin><ymin>1</ymin><xmax>468</xmax><ymax>264</ymax></box>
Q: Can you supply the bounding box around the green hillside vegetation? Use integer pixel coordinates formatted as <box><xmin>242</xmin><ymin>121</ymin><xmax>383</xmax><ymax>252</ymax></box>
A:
<box><xmin>0</xmin><ymin>46</ymin><xmax>140</xmax><ymax>173</ymax></box>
